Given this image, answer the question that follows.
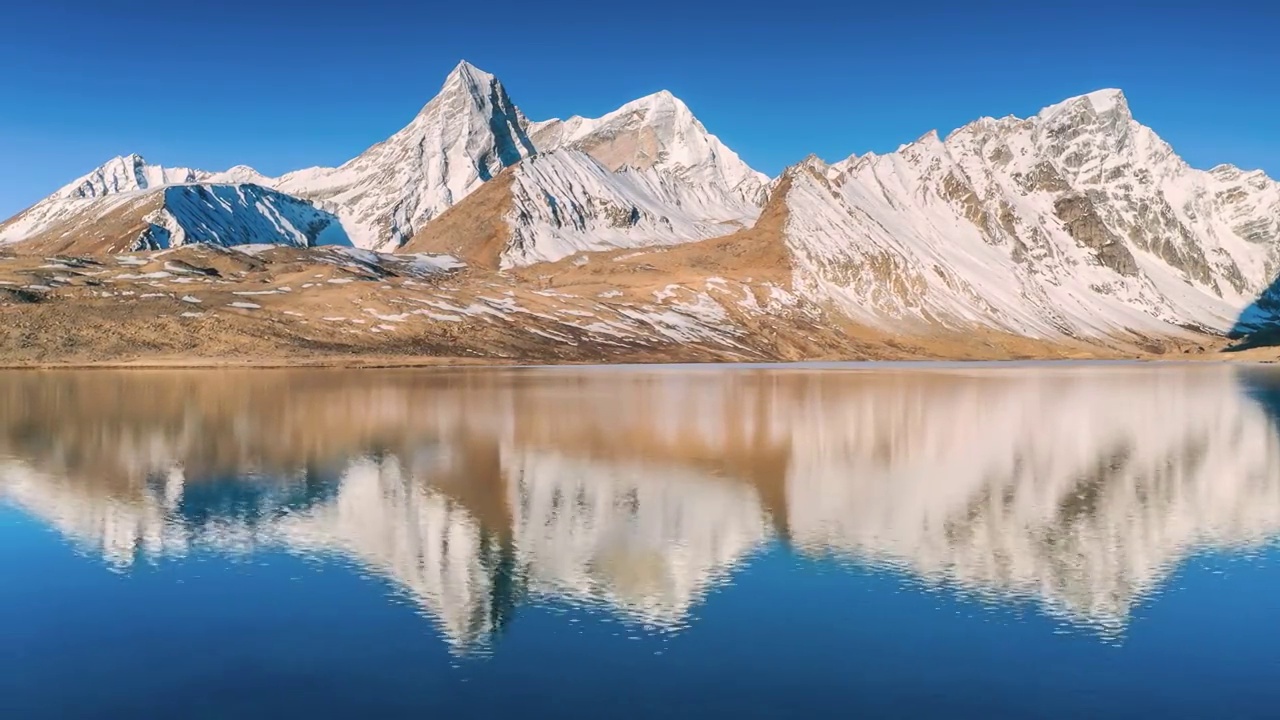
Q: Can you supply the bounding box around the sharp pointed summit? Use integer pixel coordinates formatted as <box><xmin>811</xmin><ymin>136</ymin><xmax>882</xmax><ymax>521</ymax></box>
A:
<box><xmin>444</xmin><ymin>59</ymin><xmax>492</xmax><ymax>86</ymax></box>
<box><xmin>628</xmin><ymin>89</ymin><xmax>681</xmax><ymax>110</ymax></box>
<box><xmin>266</xmin><ymin>63</ymin><xmax>768</xmax><ymax>251</ymax></box>
<box><xmin>274</xmin><ymin>61</ymin><xmax>537</xmax><ymax>250</ymax></box>
<box><xmin>433</xmin><ymin>59</ymin><xmax>514</xmax><ymax>118</ymax></box>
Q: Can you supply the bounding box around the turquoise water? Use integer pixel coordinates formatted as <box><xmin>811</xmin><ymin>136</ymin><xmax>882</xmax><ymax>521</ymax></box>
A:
<box><xmin>4</xmin><ymin>365</ymin><xmax>1280</xmax><ymax>718</ymax></box>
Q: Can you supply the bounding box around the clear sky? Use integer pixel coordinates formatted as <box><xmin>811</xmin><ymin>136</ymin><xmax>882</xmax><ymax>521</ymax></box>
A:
<box><xmin>1</xmin><ymin>0</ymin><xmax>1276</xmax><ymax>218</ymax></box>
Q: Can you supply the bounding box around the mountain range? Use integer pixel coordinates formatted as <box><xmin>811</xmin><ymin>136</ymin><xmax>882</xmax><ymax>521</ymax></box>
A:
<box><xmin>1</xmin><ymin>60</ymin><xmax>1278</xmax><ymax>363</ymax></box>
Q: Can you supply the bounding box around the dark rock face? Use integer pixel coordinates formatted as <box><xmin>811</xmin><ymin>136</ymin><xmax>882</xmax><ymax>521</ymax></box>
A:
<box><xmin>601</xmin><ymin>202</ymin><xmax>642</xmax><ymax>228</ymax></box>
<box><xmin>1053</xmin><ymin>195</ymin><xmax>1138</xmax><ymax>277</ymax></box>
<box><xmin>0</xmin><ymin>287</ymin><xmax>47</xmax><ymax>304</ymax></box>
<box><xmin>1124</xmin><ymin>198</ymin><xmax>1218</xmax><ymax>290</ymax></box>
<box><xmin>1014</xmin><ymin>161</ymin><xmax>1071</xmax><ymax>194</ymax></box>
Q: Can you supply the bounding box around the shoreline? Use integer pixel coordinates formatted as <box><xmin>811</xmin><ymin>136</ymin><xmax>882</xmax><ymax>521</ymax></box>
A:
<box><xmin>1</xmin><ymin>352</ymin><xmax>1276</xmax><ymax>371</ymax></box>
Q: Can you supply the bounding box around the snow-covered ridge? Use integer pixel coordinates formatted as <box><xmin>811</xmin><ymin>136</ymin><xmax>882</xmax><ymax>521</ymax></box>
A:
<box><xmin>205</xmin><ymin>164</ymin><xmax>276</xmax><ymax>186</ymax></box>
<box><xmin>56</xmin><ymin>153</ymin><xmax>207</xmax><ymax>200</ymax></box>
<box><xmin>1036</xmin><ymin>87</ymin><xmax>1130</xmax><ymax>123</ymax></box>
<box><xmin>497</xmin><ymin>149</ymin><xmax>755</xmax><ymax>267</ymax></box>
<box><xmin>144</xmin><ymin>184</ymin><xmax>351</xmax><ymax>249</ymax></box>
<box><xmin>0</xmin><ymin>179</ymin><xmax>349</xmax><ymax>252</ymax></box>
<box><xmin>272</xmin><ymin>60</ymin><xmax>538</xmax><ymax>250</ymax></box>
<box><xmin>272</xmin><ymin>63</ymin><xmax>767</xmax><ymax>252</ymax></box>
<box><xmin>530</xmin><ymin>90</ymin><xmax>768</xmax><ymax>205</ymax></box>
<box><xmin>779</xmin><ymin>87</ymin><xmax>1280</xmax><ymax>339</ymax></box>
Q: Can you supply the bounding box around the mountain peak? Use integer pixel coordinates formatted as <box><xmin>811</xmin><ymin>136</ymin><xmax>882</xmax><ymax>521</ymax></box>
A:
<box><xmin>275</xmin><ymin>58</ymin><xmax>535</xmax><ymax>250</ymax></box>
<box><xmin>1038</xmin><ymin>88</ymin><xmax>1131</xmax><ymax>125</ymax></box>
<box><xmin>618</xmin><ymin>89</ymin><xmax>691</xmax><ymax>117</ymax></box>
<box><xmin>444</xmin><ymin>60</ymin><xmax>495</xmax><ymax>88</ymax></box>
<box><xmin>433</xmin><ymin>60</ymin><xmax>509</xmax><ymax>112</ymax></box>
<box><xmin>56</xmin><ymin>154</ymin><xmax>203</xmax><ymax>200</ymax></box>
<box><xmin>96</xmin><ymin>154</ymin><xmax>147</xmax><ymax>174</ymax></box>
<box><xmin>798</xmin><ymin>154</ymin><xmax>829</xmax><ymax>172</ymax></box>
<box><xmin>525</xmin><ymin>86</ymin><xmax>764</xmax><ymax>201</ymax></box>
<box><xmin>205</xmin><ymin>164</ymin><xmax>274</xmax><ymax>186</ymax></box>
<box><xmin>1082</xmin><ymin>88</ymin><xmax>1127</xmax><ymax>113</ymax></box>
<box><xmin>638</xmin><ymin>88</ymin><xmax>679</xmax><ymax>104</ymax></box>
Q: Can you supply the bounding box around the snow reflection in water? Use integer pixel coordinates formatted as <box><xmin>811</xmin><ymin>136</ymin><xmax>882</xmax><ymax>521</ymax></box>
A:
<box><xmin>3</xmin><ymin>364</ymin><xmax>1280</xmax><ymax>652</ymax></box>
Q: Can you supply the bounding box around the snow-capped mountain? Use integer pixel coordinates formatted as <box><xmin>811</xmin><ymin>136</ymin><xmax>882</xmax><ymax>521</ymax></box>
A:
<box><xmin>0</xmin><ymin>61</ymin><xmax>767</xmax><ymax>258</ymax></box>
<box><xmin>143</xmin><ymin>184</ymin><xmax>350</xmax><ymax>249</ymax></box>
<box><xmin>276</xmin><ymin>62</ymin><xmax>765</xmax><ymax>253</ymax></box>
<box><xmin>0</xmin><ymin>154</ymin><xmax>200</xmax><ymax>245</ymax></box>
<box><xmin>58</xmin><ymin>153</ymin><xmax>208</xmax><ymax>199</ymax></box>
<box><xmin>205</xmin><ymin>164</ymin><xmax>277</xmax><ymax>186</ymax></box>
<box><xmin>405</xmin><ymin>148</ymin><xmax>756</xmax><ymax>268</ymax></box>
<box><xmin>530</xmin><ymin>89</ymin><xmax>768</xmax><ymax>206</ymax></box>
<box><xmin>2</xmin><ymin>60</ymin><xmax>1278</xmax><ymax>351</ymax></box>
<box><xmin>0</xmin><ymin>179</ymin><xmax>348</xmax><ymax>254</ymax></box>
<box><xmin>0</xmin><ymin>152</ymin><xmax>348</xmax><ymax>252</ymax></box>
<box><xmin>773</xmin><ymin>89</ymin><xmax>1280</xmax><ymax>339</ymax></box>
<box><xmin>273</xmin><ymin>61</ymin><xmax>537</xmax><ymax>251</ymax></box>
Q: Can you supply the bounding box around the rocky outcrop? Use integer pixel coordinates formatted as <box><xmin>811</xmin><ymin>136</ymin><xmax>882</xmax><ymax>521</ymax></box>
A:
<box><xmin>1053</xmin><ymin>194</ymin><xmax>1139</xmax><ymax>276</ymax></box>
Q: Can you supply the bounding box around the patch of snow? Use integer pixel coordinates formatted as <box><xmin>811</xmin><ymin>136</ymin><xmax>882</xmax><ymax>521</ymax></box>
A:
<box><xmin>527</xmin><ymin>327</ymin><xmax>577</xmax><ymax>344</ymax></box>
<box><xmin>116</xmin><ymin>272</ymin><xmax>172</xmax><ymax>280</ymax></box>
<box><xmin>653</xmin><ymin>285</ymin><xmax>682</xmax><ymax>303</ymax></box>
<box><xmin>412</xmin><ymin>310</ymin><xmax>463</xmax><ymax>322</ymax></box>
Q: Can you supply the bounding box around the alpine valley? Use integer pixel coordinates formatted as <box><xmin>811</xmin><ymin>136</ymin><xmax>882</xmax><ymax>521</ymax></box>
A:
<box><xmin>2</xmin><ymin>61</ymin><xmax>1278</xmax><ymax>366</ymax></box>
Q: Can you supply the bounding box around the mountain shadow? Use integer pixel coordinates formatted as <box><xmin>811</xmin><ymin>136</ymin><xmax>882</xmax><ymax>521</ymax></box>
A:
<box><xmin>1226</xmin><ymin>273</ymin><xmax>1280</xmax><ymax>351</ymax></box>
<box><xmin>1235</xmin><ymin>367</ymin><xmax>1280</xmax><ymax>432</ymax></box>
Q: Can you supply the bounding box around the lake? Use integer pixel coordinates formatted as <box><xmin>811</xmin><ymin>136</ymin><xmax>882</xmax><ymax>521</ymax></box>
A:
<box><xmin>4</xmin><ymin>364</ymin><xmax>1280</xmax><ymax>718</ymax></box>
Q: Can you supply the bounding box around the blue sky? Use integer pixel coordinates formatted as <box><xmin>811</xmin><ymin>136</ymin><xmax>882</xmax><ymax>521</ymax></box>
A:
<box><xmin>1</xmin><ymin>0</ymin><xmax>1276</xmax><ymax>218</ymax></box>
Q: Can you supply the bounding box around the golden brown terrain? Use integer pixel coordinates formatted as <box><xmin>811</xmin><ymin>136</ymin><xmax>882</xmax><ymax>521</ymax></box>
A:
<box><xmin>0</xmin><ymin>237</ymin><xmax>1259</xmax><ymax>368</ymax></box>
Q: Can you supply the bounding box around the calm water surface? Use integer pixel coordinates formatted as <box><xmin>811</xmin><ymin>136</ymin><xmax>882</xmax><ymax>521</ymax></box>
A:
<box><xmin>4</xmin><ymin>364</ymin><xmax>1280</xmax><ymax>718</ymax></box>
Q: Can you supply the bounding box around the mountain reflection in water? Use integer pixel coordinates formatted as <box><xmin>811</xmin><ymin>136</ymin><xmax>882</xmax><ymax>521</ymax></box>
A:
<box><xmin>4</xmin><ymin>364</ymin><xmax>1280</xmax><ymax>653</ymax></box>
